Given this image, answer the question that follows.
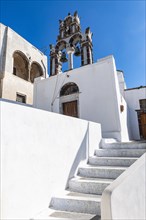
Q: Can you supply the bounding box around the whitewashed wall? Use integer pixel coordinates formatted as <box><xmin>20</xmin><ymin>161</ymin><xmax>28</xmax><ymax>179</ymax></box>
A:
<box><xmin>101</xmin><ymin>153</ymin><xmax>146</xmax><ymax>220</ymax></box>
<box><xmin>0</xmin><ymin>23</ymin><xmax>47</xmax><ymax>104</ymax></box>
<box><xmin>34</xmin><ymin>55</ymin><xmax>129</xmax><ymax>141</ymax></box>
<box><xmin>117</xmin><ymin>70</ymin><xmax>127</xmax><ymax>96</ymax></box>
<box><xmin>124</xmin><ymin>87</ymin><xmax>146</xmax><ymax>140</ymax></box>
<box><xmin>0</xmin><ymin>99</ymin><xmax>101</xmax><ymax>220</ymax></box>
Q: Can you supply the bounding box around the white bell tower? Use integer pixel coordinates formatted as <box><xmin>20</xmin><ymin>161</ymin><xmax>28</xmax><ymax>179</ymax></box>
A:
<box><xmin>50</xmin><ymin>11</ymin><xmax>93</xmax><ymax>76</ymax></box>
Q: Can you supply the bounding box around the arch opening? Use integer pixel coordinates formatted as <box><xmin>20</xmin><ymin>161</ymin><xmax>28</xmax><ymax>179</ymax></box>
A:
<box><xmin>30</xmin><ymin>62</ymin><xmax>43</xmax><ymax>83</ymax></box>
<box><xmin>13</xmin><ymin>51</ymin><xmax>29</xmax><ymax>81</ymax></box>
<box><xmin>60</xmin><ymin>82</ymin><xmax>79</xmax><ymax>96</ymax></box>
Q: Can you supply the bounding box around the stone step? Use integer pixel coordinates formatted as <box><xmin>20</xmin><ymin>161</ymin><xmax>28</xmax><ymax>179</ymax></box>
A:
<box><xmin>69</xmin><ymin>177</ymin><xmax>113</xmax><ymax>195</ymax></box>
<box><xmin>102</xmin><ymin>141</ymin><xmax>146</xmax><ymax>149</ymax></box>
<box><xmin>78</xmin><ymin>165</ymin><xmax>126</xmax><ymax>179</ymax></box>
<box><xmin>49</xmin><ymin>191</ymin><xmax>101</xmax><ymax>215</ymax></box>
<box><xmin>95</xmin><ymin>149</ymin><xmax>146</xmax><ymax>157</ymax></box>
<box><xmin>88</xmin><ymin>156</ymin><xmax>137</xmax><ymax>167</ymax></box>
<box><xmin>32</xmin><ymin>208</ymin><xmax>98</xmax><ymax>219</ymax></box>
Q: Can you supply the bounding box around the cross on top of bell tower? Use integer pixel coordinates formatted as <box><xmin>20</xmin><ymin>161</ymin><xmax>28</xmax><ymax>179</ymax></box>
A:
<box><xmin>49</xmin><ymin>11</ymin><xmax>93</xmax><ymax>76</ymax></box>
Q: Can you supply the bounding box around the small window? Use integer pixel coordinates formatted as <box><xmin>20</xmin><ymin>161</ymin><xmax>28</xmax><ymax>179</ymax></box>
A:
<box><xmin>13</xmin><ymin>67</ymin><xmax>16</xmax><ymax>75</ymax></box>
<box><xmin>16</xmin><ymin>93</ymin><xmax>26</xmax><ymax>103</ymax></box>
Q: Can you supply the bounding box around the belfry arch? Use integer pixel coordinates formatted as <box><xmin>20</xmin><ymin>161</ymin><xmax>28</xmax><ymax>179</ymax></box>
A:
<box><xmin>69</xmin><ymin>33</ymin><xmax>82</xmax><ymax>46</ymax></box>
<box><xmin>56</xmin><ymin>40</ymin><xmax>66</xmax><ymax>51</ymax></box>
<box><xmin>60</xmin><ymin>82</ymin><xmax>79</xmax><ymax>118</ymax></box>
<box><xmin>50</xmin><ymin>11</ymin><xmax>93</xmax><ymax>76</ymax></box>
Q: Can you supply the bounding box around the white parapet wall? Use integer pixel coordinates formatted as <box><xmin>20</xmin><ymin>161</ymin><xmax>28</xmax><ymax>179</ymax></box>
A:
<box><xmin>0</xmin><ymin>99</ymin><xmax>101</xmax><ymax>220</ymax></box>
<box><xmin>101</xmin><ymin>153</ymin><xmax>146</xmax><ymax>220</ymax></box>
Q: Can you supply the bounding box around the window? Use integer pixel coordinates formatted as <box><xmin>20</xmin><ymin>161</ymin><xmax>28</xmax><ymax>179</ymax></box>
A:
<box><xmin>13</xmin><ymin>67</ymin><xmax>16</xmax><ymax>75</ymax></box>
<box><xmin>16</xmin><ymin>93</ymin><xmax>26</xmax><ymax>103</ymax></box>
<box><xmin>60</xmin><ymin>82</ymin><xmax>79</xmax><ymax>96</ymax></box>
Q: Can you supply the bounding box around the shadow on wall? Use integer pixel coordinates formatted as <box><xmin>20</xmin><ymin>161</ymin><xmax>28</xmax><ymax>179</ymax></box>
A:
<box><xmin>91</xmin><ymin>215</ymin><xmax>101</xmax><ymax>220</ymax></box>
<box><xmin>65</xmin><ymin>123</ymin><xmax>89</xmax><ymax>189</ymax></box>
<box><xmin>126</xmin><ymin>106</ymin><xmax>133</xmax><ymax>140</ymax></box>
<box><xmin>0</xmin><ymin>26</ymin><xmax>8</xmax><ymax>75</ymax></box>
<box><xmin>0</xmin><ymin>26</ymin><xmax>8</xmax><ymax>97</ymax></box>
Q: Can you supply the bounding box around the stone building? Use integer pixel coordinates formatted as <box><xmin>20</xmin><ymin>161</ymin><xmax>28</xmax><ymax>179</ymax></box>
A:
<box><xmin>0</xmin><ymin>23</ymin><xmax>47</xmax><ymax>104</ymax></box>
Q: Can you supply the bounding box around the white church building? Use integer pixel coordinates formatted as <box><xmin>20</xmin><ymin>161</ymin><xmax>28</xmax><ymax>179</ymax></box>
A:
<box><xmin>0</xmin><ymin>12</ymin><xmax>146</xmax><ymax>220</ymax></box>
<box><xmin>33</xmin><ymin>12</ymin><xmax>146</xmax><ymax>142</ymax></box>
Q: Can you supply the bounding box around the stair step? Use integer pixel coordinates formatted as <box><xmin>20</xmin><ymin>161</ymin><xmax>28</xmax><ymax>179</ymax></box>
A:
<box><xmin>49</xmin><ymin>191</ymin><xmax>101</xmax><ymax>215</ymax></box>
<box><xmin>78</xmin><ymin>165</ymin><xmax>126</xmax><ymax>179</ymax></box>
<box><xmin>102</xmin><ymin>141</ymin><xmax>146</xmax><ymax>149</ymax></box>
<box><xmin>88</xmin><ymin>156</ymin><xmax>137</xmax><ymax>166</ymax></box>
<box><xmin>50</xmin><ymin>210</ymin><xmax>99</xmax><ymax>220</ymax></box>
<box><xmin>33</xmin><ymin>141</ymin><xmax>146</xmax><ymax>219</ymax></box>
<box><xmin>95</xmin><ymin>149</ymin><xmax>146</xmax><ymax>157</ymax></box>
<box><xmin>69</xmin><ymin>177</ymin><xmax>113</xmax><ymax>195</ymax></box>
<box><xmin>32</xmin><ymin>208</ymin><xmax>98</xmax><ymax>219</ymax></box>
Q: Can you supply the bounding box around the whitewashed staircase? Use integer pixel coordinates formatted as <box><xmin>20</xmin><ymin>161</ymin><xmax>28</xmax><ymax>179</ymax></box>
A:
<box><xmin>33</xmin><ymin>141</ymin><xmax>146</xmax><ymax>220</ymax></box>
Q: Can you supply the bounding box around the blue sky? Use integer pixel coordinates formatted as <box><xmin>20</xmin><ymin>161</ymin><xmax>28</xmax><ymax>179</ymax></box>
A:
<box><xmin>0</xmin><ymin>0</ymin><xmax>145</xmax><ymax>88</ymax></box>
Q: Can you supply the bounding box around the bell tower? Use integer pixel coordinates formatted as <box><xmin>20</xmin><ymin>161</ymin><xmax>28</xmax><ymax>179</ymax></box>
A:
<box><xmin>50</xmin><ymin>11</ymin><xmax>93</xmax><ymax>76</ymax></box>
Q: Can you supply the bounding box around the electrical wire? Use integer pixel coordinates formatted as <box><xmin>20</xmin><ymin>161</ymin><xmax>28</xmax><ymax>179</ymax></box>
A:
<box><xmin>51</xmin><ymin>72</ymin><xmax>69</xmax><ymax>111</ymax></box>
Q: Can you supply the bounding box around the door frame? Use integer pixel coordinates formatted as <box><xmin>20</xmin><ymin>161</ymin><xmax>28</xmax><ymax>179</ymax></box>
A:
<box><xmin>140</xmin><ymin>113</ymin><xmax>146</xmax><ymax>139</ymax></box>
<box><xmin>59</xmin><ymin>93</ymin><xmax>80</xmax><ymax>118</ymax></box>
<box><xmin>136</xmin><ymin>110</ymin><xmax>146</xmax><ymax>140</ymax></box>
<box><xmin>62</xmin><ymin>100</ymin><xmax>78</xmax><ymax>117</ymax></box>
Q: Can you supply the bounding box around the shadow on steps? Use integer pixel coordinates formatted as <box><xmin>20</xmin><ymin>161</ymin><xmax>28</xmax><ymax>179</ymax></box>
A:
<box><xmin>91</xmin><ymin>215</ymin><xmax>101</xmax><ymax>220</ymax></box>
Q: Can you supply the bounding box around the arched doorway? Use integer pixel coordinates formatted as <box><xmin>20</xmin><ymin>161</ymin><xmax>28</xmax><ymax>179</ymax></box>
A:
<box><xmin>60</xmin><ymin>82</ymin><xmax>79</xmax><ymax>117</ymax></box>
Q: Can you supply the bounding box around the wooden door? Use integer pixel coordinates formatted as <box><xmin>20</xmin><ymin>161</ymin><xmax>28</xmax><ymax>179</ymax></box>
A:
<box><xmin>140</xmin><ymin>113</ymin><xmax>146</xmax><ymax>139</ymax></box>
<box><xmin>63</xmin><ymin>100</ymin><xmax>78</xmax><ymax>117</ymax></box>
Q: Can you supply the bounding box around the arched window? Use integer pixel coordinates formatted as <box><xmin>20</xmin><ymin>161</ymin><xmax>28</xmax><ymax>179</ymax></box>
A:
<box><xmin>30</xmin><ymin>62</ymin><xmax>43</xmax><ymax>83</ymax></box>
<box><xmin>13</xmin><ymin>51</ymin><xmax>29</xmax><ymax>81</ymax></box>
<box><xmin>60</xmin><ymin>82</ymin><xmax>79</xmax><ymax>118</ymax></box>
<box><xmin>60</xmin><ymin>82</ymin><xmax>79</xmax><ymax>96</ymax></box>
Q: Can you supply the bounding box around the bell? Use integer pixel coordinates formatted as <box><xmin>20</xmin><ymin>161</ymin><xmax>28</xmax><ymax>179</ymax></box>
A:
<box><xmin>74</xmin><ymin>46</ymin><xmax>81</xmax><ymax>56</ymax></box>
<box><xmin>60</xmin><ymin>52</ymin><xmax>68</xmax><ymax>63</ymax></box>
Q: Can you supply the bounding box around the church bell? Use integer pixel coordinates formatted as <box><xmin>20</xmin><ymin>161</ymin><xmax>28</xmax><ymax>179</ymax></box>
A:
<box><xmin>74</xmin><ymin>46</ymin><xmax>81</xmax><ymax>56</ymax></box>
<box><xmin>60</xmin><ymin>52</ymin><xmax>68</xmax><ymax>63</ymax></box>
